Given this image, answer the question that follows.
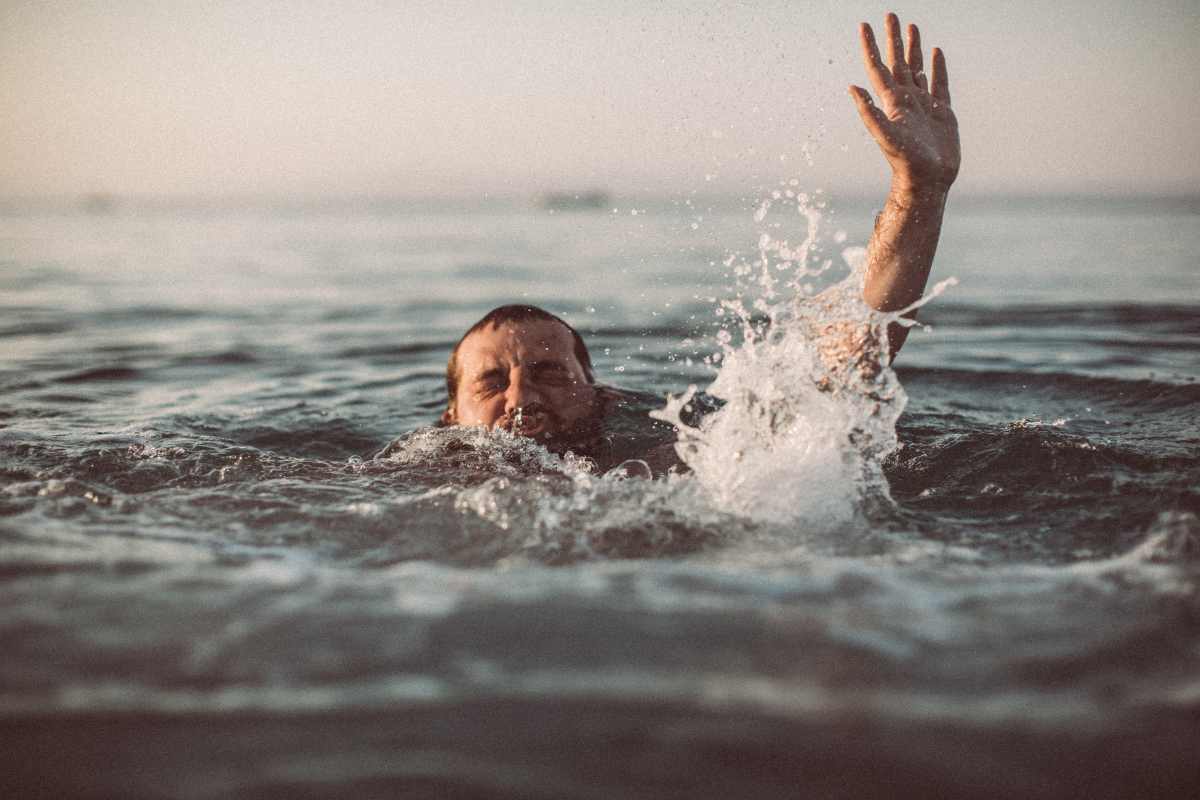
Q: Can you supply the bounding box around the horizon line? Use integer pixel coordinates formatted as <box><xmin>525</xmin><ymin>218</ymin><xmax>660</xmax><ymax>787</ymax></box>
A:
<box><xmin>2</xmin><ymin>188</ymin><xmax>1198</xmax><ymax>208</ymax></box>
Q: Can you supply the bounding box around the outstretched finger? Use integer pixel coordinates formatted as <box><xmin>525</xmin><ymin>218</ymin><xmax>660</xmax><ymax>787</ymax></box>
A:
<box><xmin>930</xmin><ymin>47</ymin><xmax>951</xmax><ymax>106</ymax></box>
<box><xmin>885</xmin><ymin>13</ymin><xmax>912</xmax><ymax>86</ymax></box>
<box><xmin>859</xmin><ymin>22</ymin><xmax>894</xmax><ymax>96</ymax></box>
<box><xmin>906</xmin><ymin>24</ymin><xmax>927</xmax><ymax>93</ymax></box>
<box><xmin>848</xmin><ymin>85</ymin><xmax>894</xmax><ymax>146</ymax></box>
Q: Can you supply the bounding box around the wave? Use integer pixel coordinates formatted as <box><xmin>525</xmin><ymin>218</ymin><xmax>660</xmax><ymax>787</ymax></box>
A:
<box><xmin>889</xmin><ymin>418</ymin><xmax>1196</xmax><ymax>492</ymax></box>
<box><xmin>898</xmin><ymin>366</ymin><xmax>1200</xmax><ymax>409</ymax></box>
<box><xmin>920</xmin><ymin>302</ymin><xmax>1200</xmax><ymax>335</ymax></box>
<box><xmin>54</xmin><ymin>366</ymin><xmax>144</xmax><ymax>384</ymax></box>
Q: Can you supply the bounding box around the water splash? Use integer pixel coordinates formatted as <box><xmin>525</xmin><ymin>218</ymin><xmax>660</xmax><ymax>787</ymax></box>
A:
<box><xmin>380</xmin><ymin>189</ymin><xmax>954</xmax><ymax>545</ymax></box>
<box><xmin>377</xmin><ymin>425</ymin><xmax>591</xmax><ymax>479</ymax></box>
<box><xmin>378</xmin><ymin>425</ymin><xmax>732</xmax><ymax>563</ymax></box>
<box><xmin>654</xmin><ymin>191</ymin><xmax>923</xmax><ymax>526</ymax></box>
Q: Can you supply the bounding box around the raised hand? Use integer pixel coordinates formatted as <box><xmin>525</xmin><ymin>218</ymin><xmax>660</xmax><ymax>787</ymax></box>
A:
<box><xmin>849</xmin><ymin>13</ymin><xmax>960</xmax><ymax>193</ymax></box>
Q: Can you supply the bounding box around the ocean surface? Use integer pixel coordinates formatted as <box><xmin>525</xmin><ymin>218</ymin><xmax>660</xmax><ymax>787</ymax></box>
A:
<box><xmin>1</xmin><ymin>193</ymin><xmax>1198</xmax><ymax>798</ymax></box>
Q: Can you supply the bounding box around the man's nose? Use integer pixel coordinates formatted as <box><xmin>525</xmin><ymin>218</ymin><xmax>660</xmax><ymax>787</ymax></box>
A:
<box><xmin>504</xmin><ymin>371</ymin><xmax>541</xmax><ymax>412</ymax></box>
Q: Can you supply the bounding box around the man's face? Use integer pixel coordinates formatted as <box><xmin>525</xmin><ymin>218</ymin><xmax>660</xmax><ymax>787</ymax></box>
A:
<box><xmin>443</xmin><ymin>319</ymin><xmax>598</xmax><ymax>441</ymax></box>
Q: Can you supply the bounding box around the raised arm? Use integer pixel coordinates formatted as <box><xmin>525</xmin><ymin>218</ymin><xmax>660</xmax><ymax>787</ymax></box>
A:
<box><xmin>849</xmin><ymin>13</ymin><xmax>960</xmax><ymax>359</ymax></box>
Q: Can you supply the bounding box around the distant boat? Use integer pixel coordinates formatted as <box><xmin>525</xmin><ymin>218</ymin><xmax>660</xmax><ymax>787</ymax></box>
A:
<box><xmin>80</xmin><ymin>193</ymin><xmax>118</xmax><ymax>214</ymax></box>
<box><xmin>539</xmin><ymin>190</ymin><xmax>610</xmax><ymax>212</ymax></box>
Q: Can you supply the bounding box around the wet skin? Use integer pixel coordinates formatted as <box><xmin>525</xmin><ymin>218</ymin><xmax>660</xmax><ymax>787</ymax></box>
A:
<box><xmin>851</xmin><ymin>12</ymin><xmax>960</xmax><ymax>357</ymax></box>
<box><xmin>442</xmin><ymin>320</ymin><xmax>598</xmax><ymax>440</ymax></box>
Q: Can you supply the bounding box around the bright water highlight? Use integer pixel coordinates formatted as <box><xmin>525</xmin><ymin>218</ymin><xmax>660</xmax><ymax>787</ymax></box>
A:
<box><xmin>1</xmin><ymin>194</ymin><xmax>1198</xmax><ymax>798</ymax></box>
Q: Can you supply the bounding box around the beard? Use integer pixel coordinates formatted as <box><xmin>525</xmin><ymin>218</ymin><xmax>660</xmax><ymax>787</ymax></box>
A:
<box><xmin>496</xmin><ymin>398</ymin><xmax>608</xmax><ymax>457</ymax></box>
<box><xmin>496</xmin><ymin>401</ymin><xmax>561</xmax><ymax>438</ymax></box>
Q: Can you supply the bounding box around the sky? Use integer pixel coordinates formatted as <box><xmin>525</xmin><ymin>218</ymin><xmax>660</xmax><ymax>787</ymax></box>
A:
<box><xmin>2</xmin><ymin>0</ymin><xmax>1197</xmax><ymax>199</ymax></box>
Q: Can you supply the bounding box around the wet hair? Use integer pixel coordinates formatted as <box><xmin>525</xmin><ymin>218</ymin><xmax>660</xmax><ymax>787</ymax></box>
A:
<box><xmin>444</xmin><ymin>305</ymin><xmax>594</xmax><ymax>409</ymax></box>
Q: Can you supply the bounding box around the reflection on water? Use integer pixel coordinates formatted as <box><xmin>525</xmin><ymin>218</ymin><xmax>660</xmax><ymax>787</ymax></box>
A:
<box><xmin>0</xmin><ymin>195</ymin><xmax>1198</xmax><ymax>798</ymax></box>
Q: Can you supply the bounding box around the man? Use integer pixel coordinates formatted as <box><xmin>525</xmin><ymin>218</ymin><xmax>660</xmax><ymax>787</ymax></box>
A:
<box><xmin>440</xmin><ymin>14</ymin><xmax>958</xmax><ymax>450</ymax></box>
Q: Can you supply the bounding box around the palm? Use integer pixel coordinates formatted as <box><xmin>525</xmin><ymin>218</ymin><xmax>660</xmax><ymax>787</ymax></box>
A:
<box><xmin>850</xmin><ymin>15</ymin><xmax>960</xmax><ymax>190</ymax></box>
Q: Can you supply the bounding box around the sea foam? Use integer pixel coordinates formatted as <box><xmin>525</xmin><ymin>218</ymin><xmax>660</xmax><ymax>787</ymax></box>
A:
<box><xmin>653</xmin><ymin>192</ymin><xmax>919</xmax><ymax>527</ymax></box>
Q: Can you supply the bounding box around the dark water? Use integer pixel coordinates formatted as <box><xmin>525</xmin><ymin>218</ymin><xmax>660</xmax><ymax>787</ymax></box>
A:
<box><xmin>1</xmin><ymin>196</ymin><xmax>1198</xmax><ymax>798</ymax></box>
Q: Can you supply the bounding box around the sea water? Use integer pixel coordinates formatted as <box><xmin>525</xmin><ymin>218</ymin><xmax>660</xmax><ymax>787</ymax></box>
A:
<box><xmin>1</xmin><ymin>193</ymin><xmax>1198</xmax><ymax>798</ymax></box>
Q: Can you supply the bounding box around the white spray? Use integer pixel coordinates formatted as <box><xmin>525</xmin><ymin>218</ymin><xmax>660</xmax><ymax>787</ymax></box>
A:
<box><xmin>653</xmin><ymin>190</ymin><xmax>954</xmax><ymax>526</ymax></box>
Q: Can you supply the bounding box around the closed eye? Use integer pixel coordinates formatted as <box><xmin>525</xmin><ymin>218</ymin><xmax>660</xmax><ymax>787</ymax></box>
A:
<box><xmin>530</xmin><ymin>361</ymin><xmax>571</xmax><ymax>385</ymax></box>
<box><xmin>475</xmin><ymin>368</ymin><xmax>507</xmax><ymax>394</ymax></box>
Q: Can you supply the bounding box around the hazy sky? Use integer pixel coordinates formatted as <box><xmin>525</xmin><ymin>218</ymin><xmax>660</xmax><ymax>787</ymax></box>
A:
<box><xmin>2</xmin><ymin>0</ymin><xmax>1197</xmax><ymax>198</ymax></box>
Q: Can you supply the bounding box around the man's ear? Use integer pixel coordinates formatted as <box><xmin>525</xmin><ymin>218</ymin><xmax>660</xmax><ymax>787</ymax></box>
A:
<box><xmin>440</xmin><ymin>406</ymin><xmax>456</xmax><ymax>426</ymax></box>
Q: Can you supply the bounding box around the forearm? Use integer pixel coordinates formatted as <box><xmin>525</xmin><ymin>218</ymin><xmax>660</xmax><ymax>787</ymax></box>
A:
<box><xmin>862</xmin><ymin>178</ymin><xmax>948</xmax><ymax>358</ymax></box>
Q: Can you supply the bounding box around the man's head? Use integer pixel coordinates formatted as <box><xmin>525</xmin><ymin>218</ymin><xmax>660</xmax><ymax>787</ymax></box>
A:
<box><xmin>442</xmin><ymin>305</ymin><xmax>598</xmax><ymax>441</ymax></box>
